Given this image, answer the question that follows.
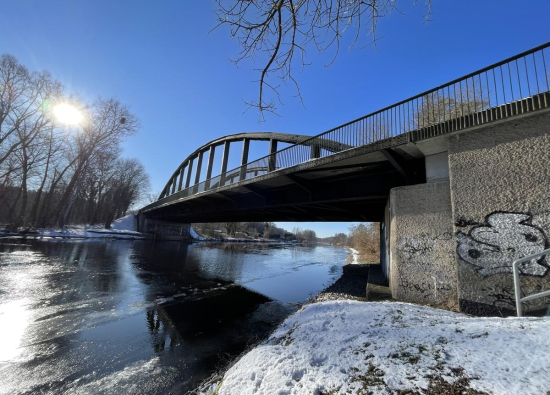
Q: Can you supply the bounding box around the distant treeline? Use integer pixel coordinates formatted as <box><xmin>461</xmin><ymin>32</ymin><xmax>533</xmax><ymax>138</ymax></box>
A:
<box><xmin>194</xmin><ymin>222</ymin><xmax>317</xmax><ymax>243</ymax></box>
<box><xmin>319</xmin><ymin>223</ymin><xmax>380</xmax><ymax>263</ymax></box>
<box><xmin>0</xmin><ymin>54</ymin><xmax>149</xmax><ymax>230</ymax></box>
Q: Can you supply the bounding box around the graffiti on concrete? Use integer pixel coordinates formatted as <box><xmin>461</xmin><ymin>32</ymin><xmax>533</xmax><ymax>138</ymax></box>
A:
<box><xmin>399</xmin><ymin>232</ymin><xmax>453</xmax><ymax>259</ymax></box>
<box><xmin>156</xmin><ymin>225</ymin><xmax>190</xmax><ymax>236</ymax></box>
<box><xmin>398</xmin><ymin>277</ymin><xmax>453</xmax><ymax>299</ymax></box>
<box><xmin>397</xmin><ymin>233</ymin><xmax>456</xmax><ymax>304</ymax></box>
<box><xmin>456</xmin><ymin>212</ymin><xmax>549</xmax><ymax>277</ymax></box>
<box><xmin>480</xmin><ymin>284</ymin><xmax>516</xmax><ymax>308</ymax></box>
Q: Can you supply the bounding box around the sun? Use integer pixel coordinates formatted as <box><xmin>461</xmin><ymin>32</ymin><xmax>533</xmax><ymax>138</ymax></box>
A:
<box><xmin>53</xmin><ymin>103</ymin><xmax>83</xmax><ymax>125</ymax></box>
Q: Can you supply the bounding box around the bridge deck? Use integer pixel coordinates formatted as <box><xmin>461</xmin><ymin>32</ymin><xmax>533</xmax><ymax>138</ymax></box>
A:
<box><xmin>141</xmin><ymin>42</ymin><xmax>550</xmax><ymax>223</ymax></box>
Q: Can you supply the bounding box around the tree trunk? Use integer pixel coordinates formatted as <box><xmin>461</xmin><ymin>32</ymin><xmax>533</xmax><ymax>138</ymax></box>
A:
<box><xmin>30</xmin><ymin>130</ymin><xmax>54</xmax><ymax>226</ymax></box>
<box><xmin>55</xmin><ymin>160</ymin><xmax>86</xmax><ymax>228</ymax></box>
<box><xmin>16</xmin><ymin>148</ymin><xmax>29</xmax><ymax>227</ymax></box>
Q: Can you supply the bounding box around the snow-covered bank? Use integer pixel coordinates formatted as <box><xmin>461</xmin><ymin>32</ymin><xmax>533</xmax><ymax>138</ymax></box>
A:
<box><xmin>0</xmin><ymin>215</ymin><xmax>144</xmax><ymax>239</ymax></box>
<box><xmin>109</xmin><ymin>215</ymin><xmax>137</xmax><ymax>231</ymax></box>
<box><xmin>348</xmin><ymin>247</ymin><xmax>360</xmax><ymax>264</ymax></box>
<box><xmin>190</xmin><ymin>228</ymin><xmax>301</xmax><ymax>244</ymax></box>
<box><xmin>38</xmin><ymin>226</ymin><xmax>143</xmax><ymax>239</ymax></box>
<box><xmin>202</xmin><ymin>301</ymin><xmax>550</xmax><ymax>395</ymax></box>
<box><xmin>190</xmin><ymin>227</ymin><xmax>207</xmax><ymax>241</ymax></box>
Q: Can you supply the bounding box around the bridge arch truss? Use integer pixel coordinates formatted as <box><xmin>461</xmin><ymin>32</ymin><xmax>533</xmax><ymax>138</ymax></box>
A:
<box><xmin>159</xmin><ymin>132</ymin><xmax>352</xmax><ymax>200</ymax></box>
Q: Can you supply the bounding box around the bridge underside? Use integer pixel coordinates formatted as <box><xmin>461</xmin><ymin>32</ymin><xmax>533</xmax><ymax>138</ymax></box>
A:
<box><xmin>142</xmin><ymin>147</ymin><xmax>425</xmax><ymax>223</ymax></box>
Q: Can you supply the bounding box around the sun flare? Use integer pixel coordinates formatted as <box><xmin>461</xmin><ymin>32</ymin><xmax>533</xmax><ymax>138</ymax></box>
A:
<box><xmin>53</xmin><ymin>103</ymin><xmax>83</xmax><ymax>125</ymax></box>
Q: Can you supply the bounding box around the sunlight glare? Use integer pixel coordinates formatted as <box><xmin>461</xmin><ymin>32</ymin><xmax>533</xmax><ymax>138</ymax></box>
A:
<box><xmin>0</xmin><ymin>299</ymin><xmax>30</xmax><ymax>362</ymax></box>
<box><xmin>53</xmin><ymin>103</ymin><xmax>83</xmax><ymax>125</ymax></box>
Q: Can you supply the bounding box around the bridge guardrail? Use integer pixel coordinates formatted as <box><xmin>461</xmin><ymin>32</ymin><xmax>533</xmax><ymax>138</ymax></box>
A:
<box><xmin>155</xmin><ymin>42</ymin><xmax>550</xmax><ymax>206</ymax></box>
<box><xmin>513</xmin><ymin>248</ymin><xmax>550</xmax><ymax>317</ymax></box>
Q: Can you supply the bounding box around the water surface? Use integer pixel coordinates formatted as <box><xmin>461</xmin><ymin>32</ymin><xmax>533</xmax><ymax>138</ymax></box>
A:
<box><xmin>0</xmin><ymin>240</ymin><xmax>346</xmax><ymax>394</ymax></box>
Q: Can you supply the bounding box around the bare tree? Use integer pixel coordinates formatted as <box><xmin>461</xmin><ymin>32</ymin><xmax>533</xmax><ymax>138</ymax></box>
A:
<box><xmin>224</xmin><ymin>222</ymin><xmax>240</xmax><ymax>237</ymax></box>
<box><xmin>348</xmin><ymin>222</ymin><xmax>379</xmax><ymax>262</ymax></box>
<box><xmin>411</xmin><ymin>80</ymin><xmax>490</xmax><ymax>131</ymax></box>
<box><xmin>53</xmin><ymin>98</ymin><xmax>139</xmax><ymax>227</ymax></box>
<box><xmin>0</xmin><ymin>54</ymin><xmax>63</xmax><ymax>227</ymax></box>
<box><xmin>27</xmin><ymin>125</ymin><xmax>66</xmax><ymax>226</ymax></box>
<box><xmin>0</xmin><ymin>55</ymin><xmax>62</xmax><ymax>176</ymax></box>
<box><xmin>0</xmin><ymin>54</ymin><xmax>150</xmax><ymax>231</ymax></box>
<box><xmin>214</xmin><ymin>0</ymin><xmax>431</xmax><ymax>118</ymax></box>
<box><xmin>102</xmin><ymin>158</ymin><xmax>150</xmax><ymax>228</ymax></box>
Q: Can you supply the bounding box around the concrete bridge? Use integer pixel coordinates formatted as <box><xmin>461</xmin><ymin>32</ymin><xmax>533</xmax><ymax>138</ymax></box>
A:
<box><xmin>140</xmin><ymin>42</ymin><xmax>550</xmax><ymax>316</ymax></box>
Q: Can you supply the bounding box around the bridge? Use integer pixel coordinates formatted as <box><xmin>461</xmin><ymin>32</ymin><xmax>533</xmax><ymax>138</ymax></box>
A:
<box><xmin>140</xmin><ymin>43</ymin><xmax>550</xmax><ymax>317</ymax></box>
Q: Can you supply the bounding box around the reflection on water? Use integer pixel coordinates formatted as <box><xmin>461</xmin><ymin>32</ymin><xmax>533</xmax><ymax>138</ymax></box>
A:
<box><xmin>0</xmin><ymin>239</ymin><xmax>346</xmax><ymax>394</ymax></box>
<box><xmin>0</xmin><ymin>299</ymin><xmax>31</xmax><ymax>363</ymax></box>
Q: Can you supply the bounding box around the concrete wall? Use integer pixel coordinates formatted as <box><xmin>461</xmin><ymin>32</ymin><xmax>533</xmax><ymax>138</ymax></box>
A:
<box><xmin>138</xmin><ymin>216</ymin><xmax>193</xmax><ymax>241</ymax></box>
<box><xmin>389</xmin><ymin>182</ymin><xmax>459</xmax><ymax>310</ymax></box>
<box><xmin>448</xmin><ymin>112</ymin><xmax>550</xmax><ymax>316</ymax></box>
<box><xmin>380</xmin><ymin>201</ymin><xmax>391</xmax><ymax>281</ymax></box>
<box><xmin>425</xmin><ymin>152</ymin><xmax>449</xmax><ymax>183</ymax></box>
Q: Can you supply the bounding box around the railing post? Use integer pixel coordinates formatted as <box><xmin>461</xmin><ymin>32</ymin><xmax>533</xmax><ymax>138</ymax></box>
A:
<box><xmin>240</xmin><ymin>138</ymin><xmax>250</xmax><ymax>181</ymax></box>
<box><xmin>268</xmin><ymin>139</ymin><xmax>278</xmax><ymax>172</ymax></box>
<box><xmin>513</xmin><ymin>248</ymin><xmax>550</xmax><ymax>317</ymax></box>
<box><xmin>219</xmin><ymin>141</ymin><xmax>230</xmax><ymax>186</ymax></box>
<box><xmin>513</xmin><ymin>259</ymin><xmax>523</xmax><ymax>317</ymax></box>
<box><xmin>204</xmin><ymin>145</ymin><xmax>216</xmax><ymax>190</ymax></box>
<box><xmin>310</xmin><ymin>143</ymin><xmax>321</xmax><ymax>159</ymax></box>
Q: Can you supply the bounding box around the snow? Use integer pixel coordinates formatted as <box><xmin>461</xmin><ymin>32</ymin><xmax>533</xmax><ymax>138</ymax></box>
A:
<box><xmin>190</xmin><ymin>227</ymin><xmax>207</xmax><ymax>241</ymax></box>
<box><xmin>0</xmin><ymin>215</ymin><xmax>144</xmax><ymax>239</ymax></box>
<box><xmin>203</xmin><ymin>301</ymin><xmax>550</xmax><ymax>395</ymax></box>
<box><xmin>37</xmin><ymin>226</ymin><xmax>143</xmax><ymax>239</ymax></box>
<box><xmin>348</xmin><ymin>247</ymin><xmax>360</xmax><ymax>264</ymax></box>
<box><xmin>110</xmin><ymin>215</ymin><xmax>137</xmax><ymax>232</ymax></box>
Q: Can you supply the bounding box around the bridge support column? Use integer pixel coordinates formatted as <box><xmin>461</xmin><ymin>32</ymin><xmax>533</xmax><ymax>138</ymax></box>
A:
<box><xmin>388</xmin><ymin>182</ymin><xmax>458</xmax><ymax>311</ymax></box>
<box><xmin>240</xmin><ymin>138</ymin><xmax>250</xmax><ymax>181</ymax></box>
<box><xmin>185</xmin><ymin>158</ymin><xmax>194</xmax><ymax>192</ymax></box>
<box><xmin>177</xmin><ymin>167</ymin><xmax>184</xmax><ymax>191</ymax></box>
<box><xmin>171</xmin><ymin>177</ymin><xmax>176</xmax><ymax>194</ymax></box>
<box><xmin>204</xmin><ymin>145</ymin><xmax>216</xmax><ymax>190</ymax></box>
<box><xmin>193</xmin><ymin>151</ymin><xmax>204</xmax><ymax>192</ymax></box>
<box><xmin>268</xmin><ymin>139</ymin><xmax>278</xmax><ymax>172</ymax></box>
<box><xmin>219</xmin><ymin>141</ymin><xmax>230</xmax><ymax>186</ymax></box>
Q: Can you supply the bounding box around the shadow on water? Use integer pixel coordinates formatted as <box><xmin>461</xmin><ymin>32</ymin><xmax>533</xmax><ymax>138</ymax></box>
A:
<box><xmin>0</xmin><ymin>239</ymin><xmax>346</xmax><ymax>394</ymax></box>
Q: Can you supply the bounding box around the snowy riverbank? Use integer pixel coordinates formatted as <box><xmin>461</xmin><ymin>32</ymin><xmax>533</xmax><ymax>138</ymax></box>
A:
<box><xmin>200</xmin><ymin>300</ymin><xmax>550</xmax><ymax>395</ymax></box>
<box><xmin>0</xmin><ymin>215</ymin><xmax>144</xmax><ymax>239</ymax></box>
<box><xmin>348</xmin><ymin>247</ymin><xmax>360</xmax><ymax>264</ymax></box>
<box><xmin>0</xmin><ymin>217</ymin><xmax>298</xmax><ymax>243</ymax></box>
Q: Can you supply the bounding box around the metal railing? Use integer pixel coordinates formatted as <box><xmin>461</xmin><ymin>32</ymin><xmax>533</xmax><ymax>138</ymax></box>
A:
<box><xmin>513</xmin><ymin>248</ymin><xmax>550</xmax><ymax>317</ymax></box>
<box><xmin>157</xmin><ymin>42</ymin><xmax>550</xmax><ymax>205</ymax></box>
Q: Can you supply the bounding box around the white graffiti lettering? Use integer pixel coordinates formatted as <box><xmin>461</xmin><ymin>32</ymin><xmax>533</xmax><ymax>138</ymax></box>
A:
<box><xmin>456</xmin><ymin>212</ymin><xmax>548</xmax><ymax>277</ymax></box>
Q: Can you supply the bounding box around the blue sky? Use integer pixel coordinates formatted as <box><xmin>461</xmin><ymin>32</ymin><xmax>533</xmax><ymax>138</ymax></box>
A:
<box><xmin>1</xmin><ymin>1</ymin><xmax>549</xmax><ymax>237</ymax></box>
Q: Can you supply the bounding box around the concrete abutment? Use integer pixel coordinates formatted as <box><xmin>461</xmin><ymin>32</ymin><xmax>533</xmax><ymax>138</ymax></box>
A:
<box><xmin>386</xmin><ymin>111</ymin><xmax>550</xmax><ymax>316</ymax></box>
<box><xmin>388</xmin><ymin>182</ymin><xmax>458</xmax><ymax>311</ymax></box>
<box><xmin>137</xmin><ymin>215</ymin><xmax>192</xmax><ymax>241</ymax></box>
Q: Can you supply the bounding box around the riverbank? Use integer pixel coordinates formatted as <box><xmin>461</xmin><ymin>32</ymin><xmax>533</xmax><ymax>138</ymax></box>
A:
<box><xmin>0</xmin><ymin>215</ymin><xmax>144</xmax><ymax>240</ymax></box>
<box><xmin>310</xmin><ymin>263</ymin><xmax>370</xmax><ymax>302</ymax></box>
<box><xmin>0</xmin><ymin>216</ymin><xmax>304</xmax><ymax>244</ymax></box>
<box><xmin>199</xmin><ymin>300</ymin><xmax>550</xmax><ymax>395</ymax></box>
<box><xmin>195</xmin><ymin>252</ymin><xmax>550</xmax><ymax>395</ymax></box>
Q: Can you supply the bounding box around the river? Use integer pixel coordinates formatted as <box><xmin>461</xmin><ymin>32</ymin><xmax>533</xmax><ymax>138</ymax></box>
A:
<box><xmin>0</xmin><ymin>239</ymin><xmax>347</xmax><ymax>394</ymax></box>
